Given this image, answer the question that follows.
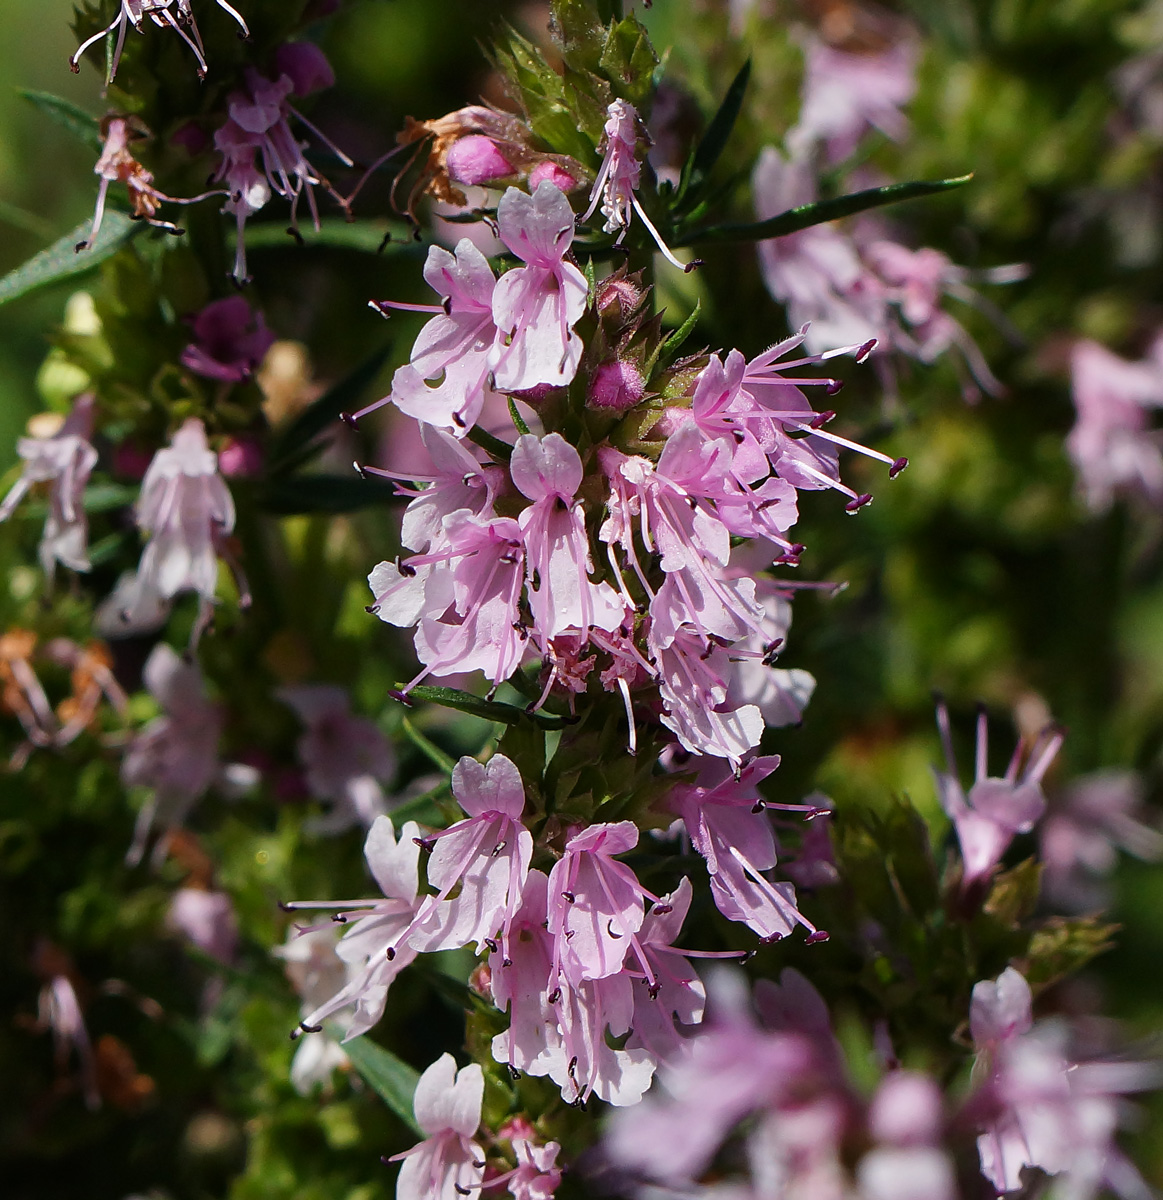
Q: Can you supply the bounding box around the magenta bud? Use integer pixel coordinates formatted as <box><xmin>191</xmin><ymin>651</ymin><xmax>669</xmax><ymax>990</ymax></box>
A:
<box><xmin>275</xmin><ymin>42</ymin><xmax>335</xmax><ymax>96</ymax></box>
<box><xmin>528</xmin><ymin>160</ymin><xmax>578</xmax><ymax>192</ymax></box>
<box><xmin>889</xmin><ymin>456</ymin><xmax>908</xmax><ymax>479</ymax></box>
<box><xmin>446</xmin><ymin>136</ymin><xmax>515</xmax><ymax>186</ymax></box>
<box><xmin>218</xmin><ymin>435</ymin><xmax>264</xmax><ymax>478</ymax></box>
<box><xmin>805</xmin><ymin>930</ymin><xmax>831</xmax><ymax>945</ymax></box>
<box><xmin>588</xmin><ymin>360</ymin><xmax>646</xmax><ymax>412</ymax></box>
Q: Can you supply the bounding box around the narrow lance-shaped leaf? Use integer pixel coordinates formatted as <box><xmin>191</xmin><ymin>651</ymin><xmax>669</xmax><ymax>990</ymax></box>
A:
<box><xmin>674</xmin><ymin>60</ymin><xmax>751</xmax><ymax>212</ymax></box>
<box><xmin>0</xmin><ymin>212</ymin><xmax>140</xmax><ymax>308</ymax></box>
<box><xmin>341</xmin><ymin>1036</ymin><xmax>422</xmax><ymax>1135</ymax></box>
<box><xmin>19</xmin><ymin>89</ymin><xmax>103</xmax><ymax>153</ymax></box>
<box><xmin>400</xmin><ymin>684</ymin><xmax>572</xmax><ymax>730</ymax></box>
<box><xmin>674</xmin><ymin>174</ymin><xmax>973</xmax><ymax>247</ymax></box>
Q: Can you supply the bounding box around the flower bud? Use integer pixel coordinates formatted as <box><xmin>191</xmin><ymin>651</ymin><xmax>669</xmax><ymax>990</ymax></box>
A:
<box><xmin>588</xmin><ymin>360</ymin><xmax>646</xmax><ymax>412</ymax></box>
<box><xmin>446</xmin><ymin>135</ymin><xmax>515</xmax><ymax>186</ymax></box>
<box><xmin>528</xmin><ymin>160</ymin><xmax>579</xmax><ymax>192</ymax></box>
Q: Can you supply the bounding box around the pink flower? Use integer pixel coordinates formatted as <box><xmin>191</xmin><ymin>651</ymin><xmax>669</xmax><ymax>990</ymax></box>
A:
<box><xmin>70</xmin><ymin>0</ymin><xmax>250</xmax><ymax>82</ymax></box>
<box><xmin>180</xmin><ymin>296</ymin><xmax>275</xmax><ymax>383</ymax></box>
<box><xmin>504</xmin><ymin>1134</ymin><xmax>563</xmax><ymax>1200</ymax></box>
<box><xmin>274</xmin><ymin>926</ymin><xmax>354</xmax><ymax>1094</ymax></box>
<box><xmin>546</xmin><ymin>820</ymin><xmax>653</xmax><ymax>987</ymax></box>
<box><xmin>489</xmin><ymin>183</ymin><xmax>589</xmax><ymax>392</ymax></box>
<box><xmin>671</xmin><ymin>758</ymin><xmax>827</xmax><ymax>943</ymax></box>
<box><xmin>581</xmin><ymin>100</ymin><xmax>691</xmax><ymax>271</ymax></box>
<box><xmin>446</xmin><ymin>135</ymin><xmax>516</xmax><ymax>186</ymax></box>
<box><xmin>390</xmin><ymin>1054</ymin><xmax>485</xmax><ymax>1200</ymax></box>
<box><xmin>788</xmin><ymin>34</ymin><xmax>918</xmax><ymax>163</ymax></box>
<box><xmin>369</xmin><ymin>240</ymin><xmax>501</xmax><ymax>434</ymax></box>
<box><xmin>369</xmin><ymin>512</ymin><xmax>527</xmax><ymax>693</ymax></box>
<box><xmin>168</xmin><ymin>888</ymin><xmax>238</xmax><ymax>964</ymax></box>
<box><xmin>624</xmin><ymin>877</ymin><xmax>707</xmax><ymax>1062</ymax></box>
<box><xmin>278</xmin><ymin>685</ymin><xmax>396</xmax><ymax>833</ymax></box>
<box><xmin>128</xmin><ymin>418</ymin><xmax>242</xmax><ymax>642</ymax></box>
<box><xmin>933</xmin><ymin>700</ymin><xmax>1062</xmax><ymax>894</ymax></box>
<box><xmin>511</xmin><ymin>433</ymin><xmax>624</xmax><ymax>643</ymax></box>
<box><xmin>0</xmin><ymin>395</ymin><xmax>98</xmax><ymax>579</ymax></box>
<box><xmin>753</xmin><ymin>148</ymin><xmax>883</xmax><ymax>353</ymax></box>
<box><xmin>410</xmin><ymin>754</ymin><xmax>533</xmax><ymax>955</ymax></box>
<box><xmin>77</xmin><ymin>116</ymin><xmax>221</xmax><ymax>253</ymax></box>
<box><xmin>284</xmin><ymin>817</ymin><xmax>428</xmax><ymax>1040</ymax></box>
<box><xmin>121</xmin><ymin>643</ymin><xmax>222</xmax><ymax>865</ymax></box>
<box><xmin>1067</xmin><ymin>338</ymin><xmax>1163</xmax><ymax>512</ymax></box>
<box><xmin>1040</xmin><ymin>769</ymin><xmax>1163</xmax><ymax>909</ymax></box>
<box><xmin>212</xmin><ymin>59</ymin><xmax>351</xmax><ymax>282</ymax></box>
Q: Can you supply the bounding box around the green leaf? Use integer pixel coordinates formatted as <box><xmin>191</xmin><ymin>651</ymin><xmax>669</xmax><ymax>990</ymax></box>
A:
<box><xmin>599</xmin><ymin>14</ymin><xmax>658</xmax><ymax>109</ymax></box>
<box><xmin>507</xmin><ymin>396</ymin><xmax>531</xmax><ymax>436</ymax></box>
<box><xmin>0</xmin><ymin>212</ymin><xmax>141</xmax><ymax>308</ymax></box>
<box><xmin>657</xmin><ymin>299</ymin><xmax>701</xmax><ymax>360</ymax></box>
<box><xmin>674</xmin><ymin>175</ymin><xmax>973</xmax><ymax>247</ymax></box>
<box><xmin>258</xmin><ymin>474</ymin><xmax>398</xmax><ymax>514</ymax></box>
<box><xmin>267</xmin><ymin>344</ymin><xmax>394</xmax><ymax>473</ymax></box>
<box><xmin>675</xmin><ymin>60</ymin><xmax>751</xmax><ymax>211</ymax></box>
<box><xmin>402</xmin><ymin>685</ymin><xmax>571</xmax><ymax>729</ymax></box>
<box><xmin>341</xmin><ymin>1036</ymin><xmax>421</xmax><ymax>1134</ymax></box>
<box><xmin>465</xmin><ymin>424</ymin><xmax>514</xmax><ymax>462</ymax></box>
<box><xmin>19</xmin><ymin>89</ymin><xmax>103</xmax><ymax>153</ymax></box>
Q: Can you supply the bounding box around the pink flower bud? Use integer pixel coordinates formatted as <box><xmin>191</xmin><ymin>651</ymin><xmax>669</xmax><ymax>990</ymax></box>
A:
<box><xmin>218</xmin><ymin>436</ymin><xmax>264</xmax><ymax>478</ymax></box>
<box><xmin>588</xmin><ymin>360</ymin><xmax>645</xmax><ymax>411</ymax></box>
<box><xmin>595</xmin><ymin>274</ymin><xmax>641</xmax><ymax>316</ymax></box>
<box><xmin>528</xmin><ymin>160</ymin><xmax>578</xmax><ymax>192</ymax></box>
<box><xmin>275</xmin><ymin>42</ymin><xmax>335</xmax><ymax>97</ymax></box>
<box><xmin>446</xmin><ymin>135</ymin><xmax>515</xmax><ymax>186</ymax></box>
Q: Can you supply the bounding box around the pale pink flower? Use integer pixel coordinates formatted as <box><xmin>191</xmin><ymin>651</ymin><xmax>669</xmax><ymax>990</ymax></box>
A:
<box><xmin>0</xmin><ymin>395</ymin><xmax>98</xmax><ymax>579</ymax></box>
<box><xmin>1041</xmin><ymin>769</ymin><xmax>1163</xmax><ymax>909</ymax></box>
<box><xmin>70</xmin><ymin>0</ymin><xmax>249</xmax><ymax>82</ymax></box>
<box><xmin>671</xmin><ymin>759</ymin><xmax>827</xmax><ymax>944</ymax></box>
<box><xmin>364</xmin><ymin>240</ymin><xmax>501</xmax><ymax>434</ymax></box>
<box><xmin>504</xmin><ymin>1134</ymin><xmax>563</xmax><ymax>1200</ymax></box>
<box><xmin>212</xmin><ymin>57</ymin><xmax>351</xmax><ymax>282</ymax></box>
<box><xmin>274</xmin><ymin>926</ymin><xmax>354</xmax><ymax>1094</ymax></box>
<box><xmin>369</xmin><ymin>511</ymin><xmax>527</xmax><ymax>693</ymax></box>
<box><xmin>283</xmin><ymin>817</ymin><xmax>428</xmax><ymax>1040</ymax></box>
<box><xmin>546</xmin><ymin>820</ymin><xmax>653</xmax><ymax>987</ymax></box>
<box><xmin>278</xmin><ymin>685</ymin><xmax>396</xmax><ymax>833</ymax></box>
<box><xmin>650</xmin><ymin>629</ymin><xmax>765</xmax><ymax>768</ymax></box>
<box><xmin>1067</xmin><ymin>338</ymin><xmax>1163</xmax><ymax>512</ymax></box>
<box><xmin>933</xmin><ymin>701</ymin><xmax>1062</xmax><ymax>894</ymax></box>
<box><xmin>121</xmin><ymin>643</ymin><xmax>222</xmax><ymax>865</ymax></box>
<box><xmin>788</xmin><ymin>35</ymin><xmax>918</xmax><ymax>163</ymax></box>
<box><xmin>604</xmin><ymin>969</ymin><xmax>818</xmax><ymax>1187</ymax></box>
<box><xmin>489</xmin><ymin>869</ymin><xmax>561</xmax><ymax>1079</ymax></box>
<box><xmin>624</xmin><ymin>877</ymin><xmax>707</xmax><ymax>1062</ymax></box>
<box><xmin>77</xmin><ymin>116</ymin><xmax>222</xmax><ymax>253</ymax></box>
<box><xmin>511</xmin><ymin>433</ymin><xmax>625</xmax><ymax>643</ymax></box>
<box><xmin>168</xmin><ymin>888</ymin><xmax>238</xmax><ymax>964</ymax></box>
<box><xmin>180</xmin><ymin>296</ymin><xmax>275</xmax><ymax>383</ymax></box>
<box><xmin>489</xmin><ymin>184</ymin><xmax>589</xmax><ymax>392</ymax></box>
<box><xmin>410</xmin><ymin>754</ymin><xmax>533</xmax><ymax>955</ymax></box>
<box><xmin>36</xmin><ymin>964</ymin><xmax>100</xmax><ymax>1110</ymax></box>
<box><xmin>753</xmin><ymin>147</ymin><xmax>884</xmax><ymax>353</ymax></box>
<box><xmin>130</xmin><ymin>418</ymin><xmax>242</xmax><ymax>642</ymax></box>
<box><xmin>581</xmin><ymin>100</ymin><xmax>691</xmax><ymax>271</ymax></box>
<box><xmin>390</xmin><ymin>1054</ymin><xmax>485</xmax><ymax>1200</ymax></box>
<box><xmin>391</xmin><ymin>424</ymin><xmax>503</xmax><ymax>553</ymax></box>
